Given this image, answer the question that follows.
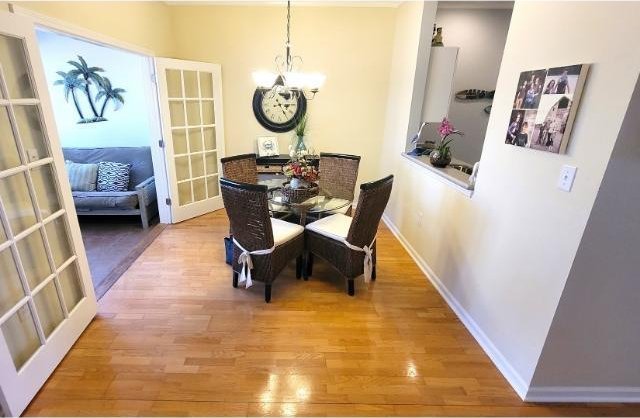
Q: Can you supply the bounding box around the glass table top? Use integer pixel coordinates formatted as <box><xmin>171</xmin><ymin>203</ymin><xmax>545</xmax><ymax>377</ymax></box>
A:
<box><xmin>259</xmin><ymin>178</ymin><xmax>352</xmax><ymax>215</ymax></box>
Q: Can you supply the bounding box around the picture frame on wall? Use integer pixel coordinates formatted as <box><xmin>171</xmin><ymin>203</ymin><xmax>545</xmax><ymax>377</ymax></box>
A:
<box><xmin>257</xmin><ymin>136</ymin><xmax>280</xmax><ymax>157</ymax></box>
<box><xmin>505</xmin><ymin>64</ymin><xmax>590</xmax><ymax>154</ymax></box>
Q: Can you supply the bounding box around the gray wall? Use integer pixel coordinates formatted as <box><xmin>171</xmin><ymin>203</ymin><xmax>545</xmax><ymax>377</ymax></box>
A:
<box><xmin>435</xmin><ymin>7</ymin><xmax>512</xmax><ymax>164</ymax></box>
<box><xmin>531</xmin><ymin>75</ymin><xmax>640</xmax><ymax>389</ymax></box>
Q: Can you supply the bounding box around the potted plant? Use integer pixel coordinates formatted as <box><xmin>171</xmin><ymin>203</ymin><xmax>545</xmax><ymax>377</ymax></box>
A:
<box><xmin>429</xmin><ymin>117</ymin><xmax>463</xmax><ymax>168</ymax></box>
<box><xmin>292</xmin><ymin>114</ymin><xmax>309</xmax><ymax>153</ymax></box>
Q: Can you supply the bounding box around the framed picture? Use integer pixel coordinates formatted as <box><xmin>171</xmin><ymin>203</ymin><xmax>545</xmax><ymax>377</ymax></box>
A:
<box><xmin>506</xmin><ymin>64</ymin><xmax>589</xmax><ymax>154</ymax></box>
<box><xmin>257</xmin><ymin>136</ymin><xmax>279</xmax><ymax>157</ymax></box>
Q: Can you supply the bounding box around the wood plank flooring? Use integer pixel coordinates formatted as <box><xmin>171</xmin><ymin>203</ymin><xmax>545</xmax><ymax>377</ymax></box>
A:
<box><xmin>24</xmin><ymin>211</ymin><xmax>640</xmax><ymax>416</ymax></box>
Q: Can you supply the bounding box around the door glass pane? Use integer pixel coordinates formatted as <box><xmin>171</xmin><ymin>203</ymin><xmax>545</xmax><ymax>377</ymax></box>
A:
<box><xmin>178</xmin><ymin>182</ymin><xmax>192</xmax><ymax>206</ymax></box>
<box><xmin>169</xmin><ymin>101</ymin><xmax>185</xmax><ymax>127</ymax></box>
<box><xmin>175</xmin><ymin>156</ymin><xmax>190</xmax><ymax>181</ymax></box>
<box><xmin>186</xmin><ymin>101</ymin><xmax>200</xmax><ymax>126</ymax></box>
<box><xmin>205</xmin><ymin>151</ymin><xmax>218</xmax><ymax>175</ymax></box>
<box><xmin>172</xmin><ymin>128</ymin><xmax>188</xmax><ymax>155</ymax></box>
<box><xmin>0</xmin><ymin>172</ymin><xmax>37</xmax><ymax>235</ymax></box>
<box><xmin>207</xmin><ymin>176</ymin><xmax>219</xmax><ymax>198</ymax></box>
<box><xmin>33</xmin><ymin>281</ymin><xmax>64</xmax><ymax>338</ymax></box>
<box><xmin>199</xmin><ymin>72</ymin><xmax>213</xmax><ymax>98</ymax></box>
<box><xmin>0</xmin><ymin>106</ymin><xmax>22</xmax><ymax>171</ymax></box>
<box><xmin>17</xmin><ymin>229</ymin><xmax>52</xmax><ymax>290</ymax></box>
<box><xmin>30</xmin><ymin>164</ymin><xmax>62</xmax><ymax>218</ymax></box>
<box><xmin>183</xmin><ymin>71</ymin><xmax>198</xmax><ymax>98</ymax></box>
<box><xmin>13</xmin><ymin>105</ymin><xmax>49</xmax><ymax>162</ymax></box>
<box><xmin>45</xmin><ymin>216</ymin><xmax>73</xmax><ymax>268</ymax></box>
<box><xmin>1</xmin><ymin>304</ymin><xmax>41</xmax><ymax>370</ymax></box>
<box><xmin>0</xmin><ymin>221</ymin><xmax>6</xmax><ymax>243</ymax></box>
<box><xmin>58</xmin><ymin>263</ymin><xmax>83</xmax><ymax>312</ymax></box>
<box><xmin>188</xmin><ymin>128</ymin><xmax>202</xmax><ymax>152</ymax></box>
<box><xmin>0</xmin><ymin>34</ymin><xmax>36</xmax><ymax>99</ymax></box>
<box><xmin>190</xmin><ymin>154</ymin><xmax>204</xmax><ymax>178</ymax></box>
<box><xmin>14</xmin><ymin>105</ymin><xmax>49</xmax><ymax>162</ymax></box>
<box><xmin>202</xmin><ymin>101</ymin><xmax>215</xmax><ymax>125</ymax></box>
<box><xmin>0</xmin><ymin>248</ymin><xmax>25</xmax><ymax>317</ymax></box>
<box><xmin>193</xmin><ymin>178</ymin><xmax>206</xmax><ymax>202</ymax></box>
<box><xmin>166</xmin><ymin>69</ymin><xmax>182</xmax><ymax>98</ymax></box>
<box><xmin>203</xmin><ymin>127</ymin><xmax>216</xmax><ymax>150</ymax></box>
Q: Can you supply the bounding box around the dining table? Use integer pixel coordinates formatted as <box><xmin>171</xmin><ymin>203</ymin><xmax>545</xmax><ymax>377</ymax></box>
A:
<box><xmin>259</xmin><ymin>178</ymin><xmax>352</xmax><ymax>225</ymax></box>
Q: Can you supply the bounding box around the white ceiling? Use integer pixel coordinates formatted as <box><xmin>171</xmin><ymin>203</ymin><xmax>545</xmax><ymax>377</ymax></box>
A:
<box><xmin>164</xmin><ymin>1</ymin><xmax>514</xmax><ymax>9</ymax></box>
<box><xmin>164</xmin><ymin>0</ymin><xmax>402</xmax><ymax>7</ymax></box>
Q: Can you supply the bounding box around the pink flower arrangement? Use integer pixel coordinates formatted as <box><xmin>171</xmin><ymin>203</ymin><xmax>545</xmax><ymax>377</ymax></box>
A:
<box><xmin>435</xmin><ymin>117</ymin><xmax>464</xmax><ymax>157</ymax></box>
<box><xmin>438</xmin><ymin>117</ymin><xmax>461</xmax><ymax>138</ymax></box>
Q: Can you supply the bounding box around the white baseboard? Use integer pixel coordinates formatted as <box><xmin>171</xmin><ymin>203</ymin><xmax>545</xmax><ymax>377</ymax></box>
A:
<box><xmin>526</xmin><ymin>386</ymin><xmax>640</xmax><ymax>402</ymax></box>
<box><xmin>381</xmin><ymin>214</ymin><xmax>529</xmax><ymax>400</ymax></box>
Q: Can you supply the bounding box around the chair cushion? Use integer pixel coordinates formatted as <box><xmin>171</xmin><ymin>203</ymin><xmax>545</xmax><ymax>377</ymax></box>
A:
<box><xmin>326</xmin><ymin>200</ymin><xmax>352</xmax><ymax>215</ymax></box>
<box><xmin>271</xmin><ymin>218</ymin><xmax>304</xmax><ymax>246</ymax></box>
<box><xmin>72</xmin><ymin>191</ymin><xmax>139</xmax><ymax>210</ymax></box>
<box><xmin>305</xmin><ymin>213</ymin><xmax>352</xmax><ymax>242</ymax></box>
<box><xmin>97</xmin><ymin>161</ymin><xmax>131</xmax><ymax>192</ymax></box>
<box><xmin>65</xmin><ymin>161</ymin><xmax>98</xmax><ymax>192</ymax></box>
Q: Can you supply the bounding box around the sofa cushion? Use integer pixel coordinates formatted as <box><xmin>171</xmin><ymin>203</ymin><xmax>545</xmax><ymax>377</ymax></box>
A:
<box><xmin>65</xmin><ymin>161</ymin><xmax>98</xmax><ymax>191</ymax></box>
<box><xmin>62</xmin><ymin>147</ymin><xmax>154</xmax><ymax>190</ymax></box>
<box><xmin>97</xmin><ymin>161</ymin><xmax>131</xmax><ymax>192</ymax></box>
<box><xmin>72</xmin><ymin>191</ymin><xmax>139</xmax><ymax>210</ymax></box>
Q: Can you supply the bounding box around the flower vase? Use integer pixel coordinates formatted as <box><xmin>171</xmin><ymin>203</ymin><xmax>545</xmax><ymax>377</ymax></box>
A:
<box><xmin>290</xmin><ymin>177</ymin><xmax>309</xmax><ymax>189</ymax></box>
<box><xmin>293</xmin><ymin>135</ymin><xmax>307</xmax><ymax>153</ymax></box>
<box><xmin>429</xmin><ymin>149</ymin><xmax>451</xmax><ymax>168</ymax></box>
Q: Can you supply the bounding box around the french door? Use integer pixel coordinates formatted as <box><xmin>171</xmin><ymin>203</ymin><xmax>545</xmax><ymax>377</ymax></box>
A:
<box><xmin>0</xmin><ymin>12</ymin><xmax>97</xmax><ymax>416</ymax></box>
<box><xmin>155</xmin><ymin>58</ymin><xmax>225</xmax><ymax>223</ymax></box>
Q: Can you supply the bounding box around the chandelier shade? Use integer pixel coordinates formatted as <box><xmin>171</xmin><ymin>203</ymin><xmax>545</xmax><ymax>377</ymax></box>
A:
<box><xmin>251</xmin><ymin>0</ymin><xmax>325</xmax><ymax>99</ymax></box>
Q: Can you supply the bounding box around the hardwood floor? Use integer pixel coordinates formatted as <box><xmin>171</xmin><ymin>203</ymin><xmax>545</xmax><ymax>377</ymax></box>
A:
<box><xmin>25</xmin><ymin>211</ymin><xmax>640</xmax><ymax>416</ymax></box>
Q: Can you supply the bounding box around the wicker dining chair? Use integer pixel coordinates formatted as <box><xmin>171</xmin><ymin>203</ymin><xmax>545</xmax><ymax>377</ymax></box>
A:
<box><xmin>317</xmin><ymin>153</ymin><xmax>361</xmax><ymax>216</ymax></box>
<box><xmin>304</xmin><ymin>175</ymin><xmax>393</xmax><ymax>296</ymax></box>
<box><xmin>221</xmin><ymin>153</ymin><xmax>258</xmax><ymax>184</ymax></box>
<box><xmin>220</xmin><ymin>178</ymin><xmax>305</xmax><ymax>302</ymax></box>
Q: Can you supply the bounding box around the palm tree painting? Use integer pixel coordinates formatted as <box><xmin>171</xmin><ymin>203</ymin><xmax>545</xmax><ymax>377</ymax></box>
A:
<box><xmin>54</xmin><ymin>55</ymin><xmax>126</xmax><ymax>124</ymax></box>
<box><xmin>53</xmin><ymin>71</ymin><xmax>87</xmax><ymax>120</ymax></box>
<box><xmin>96</xmin><ymin>77</ymin><xmax>126</xmax><ymax>118</ymax></box>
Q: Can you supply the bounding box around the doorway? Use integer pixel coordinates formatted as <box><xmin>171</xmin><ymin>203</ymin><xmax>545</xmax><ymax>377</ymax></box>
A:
<box><xmin>33</xmin><ymin>28</ymin><xmax>167</xmax><ymax>299</ymax></box>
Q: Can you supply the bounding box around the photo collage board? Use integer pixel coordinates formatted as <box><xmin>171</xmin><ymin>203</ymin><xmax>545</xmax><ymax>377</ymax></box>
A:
<box><xmin>505</xmin><ymin>64</ymin><xmax>589</xmax><ymax>154</ymax></box>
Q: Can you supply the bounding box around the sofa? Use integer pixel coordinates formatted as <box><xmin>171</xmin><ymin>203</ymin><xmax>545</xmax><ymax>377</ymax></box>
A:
<box><xmin>63</xmin><ymin>147</ymin><xmax>158</xmax><ymax>228</ymax></box>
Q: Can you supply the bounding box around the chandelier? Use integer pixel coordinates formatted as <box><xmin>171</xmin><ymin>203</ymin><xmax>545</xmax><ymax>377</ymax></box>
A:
<box><xmin>252</xmin><ymin>0</ymin><xmax>326</xmax><ymax>100</ymax></box>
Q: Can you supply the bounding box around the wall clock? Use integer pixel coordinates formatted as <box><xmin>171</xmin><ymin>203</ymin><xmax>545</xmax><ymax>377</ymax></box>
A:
<box><xmin>252</xmin><ymin>88</ymin><xmax>307</xmax><ymax>133</ymax></box>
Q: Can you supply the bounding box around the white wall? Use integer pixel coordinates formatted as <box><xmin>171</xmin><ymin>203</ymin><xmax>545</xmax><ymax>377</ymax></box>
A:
<box><xmin>36</xmin><ymin>29</ymin><xmax>152</xmax><ymax>148</ymax></box>
<box><xmin>380</xmin><ymin>1</ymin><xmax>640</xmax><ymax>398</ymax></box>
<box><xmin>434</xmin><ymin>7</ymin><xmax>512</xmax><ymax>165</ymax></box>
<box><xmin>529</xmin><ymin>75</ymin><xmax>640</xmax><ymax>397</ymax></box>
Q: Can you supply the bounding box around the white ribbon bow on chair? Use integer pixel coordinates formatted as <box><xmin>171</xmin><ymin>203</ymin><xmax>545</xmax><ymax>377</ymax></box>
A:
<box><xmin>342</xmin><ymin>236</ymin><xmax>377</xmax><ymax>283</ymax></box>
<box><xmin>232</xmin><ymin>238</ymin><xmax>275</xmax><ymax>289</ymax></box>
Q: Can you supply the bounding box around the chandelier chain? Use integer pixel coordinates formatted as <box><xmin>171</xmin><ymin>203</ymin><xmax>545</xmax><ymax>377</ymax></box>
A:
<box><xmin>286</xmin><ymin>0</ymin><xmax>291</xmax><ymax>71</ymax></box>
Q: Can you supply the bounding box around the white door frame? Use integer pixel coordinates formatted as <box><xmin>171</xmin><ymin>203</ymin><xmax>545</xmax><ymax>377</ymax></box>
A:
<box><xmin>10</xmin><ymin>3</ymin><xmax>172</xmax><ymax>224</ymax></box>
<box><xmin>0</xmin><ymin>10</ymin><xmax>98</xmax><ymax>415</ymax></box>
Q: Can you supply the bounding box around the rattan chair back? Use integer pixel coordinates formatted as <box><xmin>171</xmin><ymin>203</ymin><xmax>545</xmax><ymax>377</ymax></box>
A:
<box><xmin>221</xmin><ymin>153</ymin><xmax>258</xmax><ymax>184</ymax></box>
<box><xmin>220</xmin><ymin>178</ymin><xmax>274</xmax><ymax>251</ymax></box>
<box><xmin>347</xmin><ymin>175</ymin><xmax>394</xmax><ymax>248</ymax></box>
<box><xmin>318</xmin><ymin>153</ymin><xmax>361</xmax><ymax>200</ymax></box>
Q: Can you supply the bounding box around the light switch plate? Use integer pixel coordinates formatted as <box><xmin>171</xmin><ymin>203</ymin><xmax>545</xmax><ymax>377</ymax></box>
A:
<box><xmin>558</xmin><ymin>165</ymin><xmax>577</xmax><ymax>192</ymax></box>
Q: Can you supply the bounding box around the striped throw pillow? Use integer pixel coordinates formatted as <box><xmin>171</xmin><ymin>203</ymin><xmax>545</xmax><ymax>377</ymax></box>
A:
<box><xmin>65</xmin><ymin>161</ymin><xmax>98</xmax><ymax>192</ymax></box>
<box><xmin>96</xmin><ymin>161</ymin><xmax>131</xmax><ymax>192</ymax></box>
